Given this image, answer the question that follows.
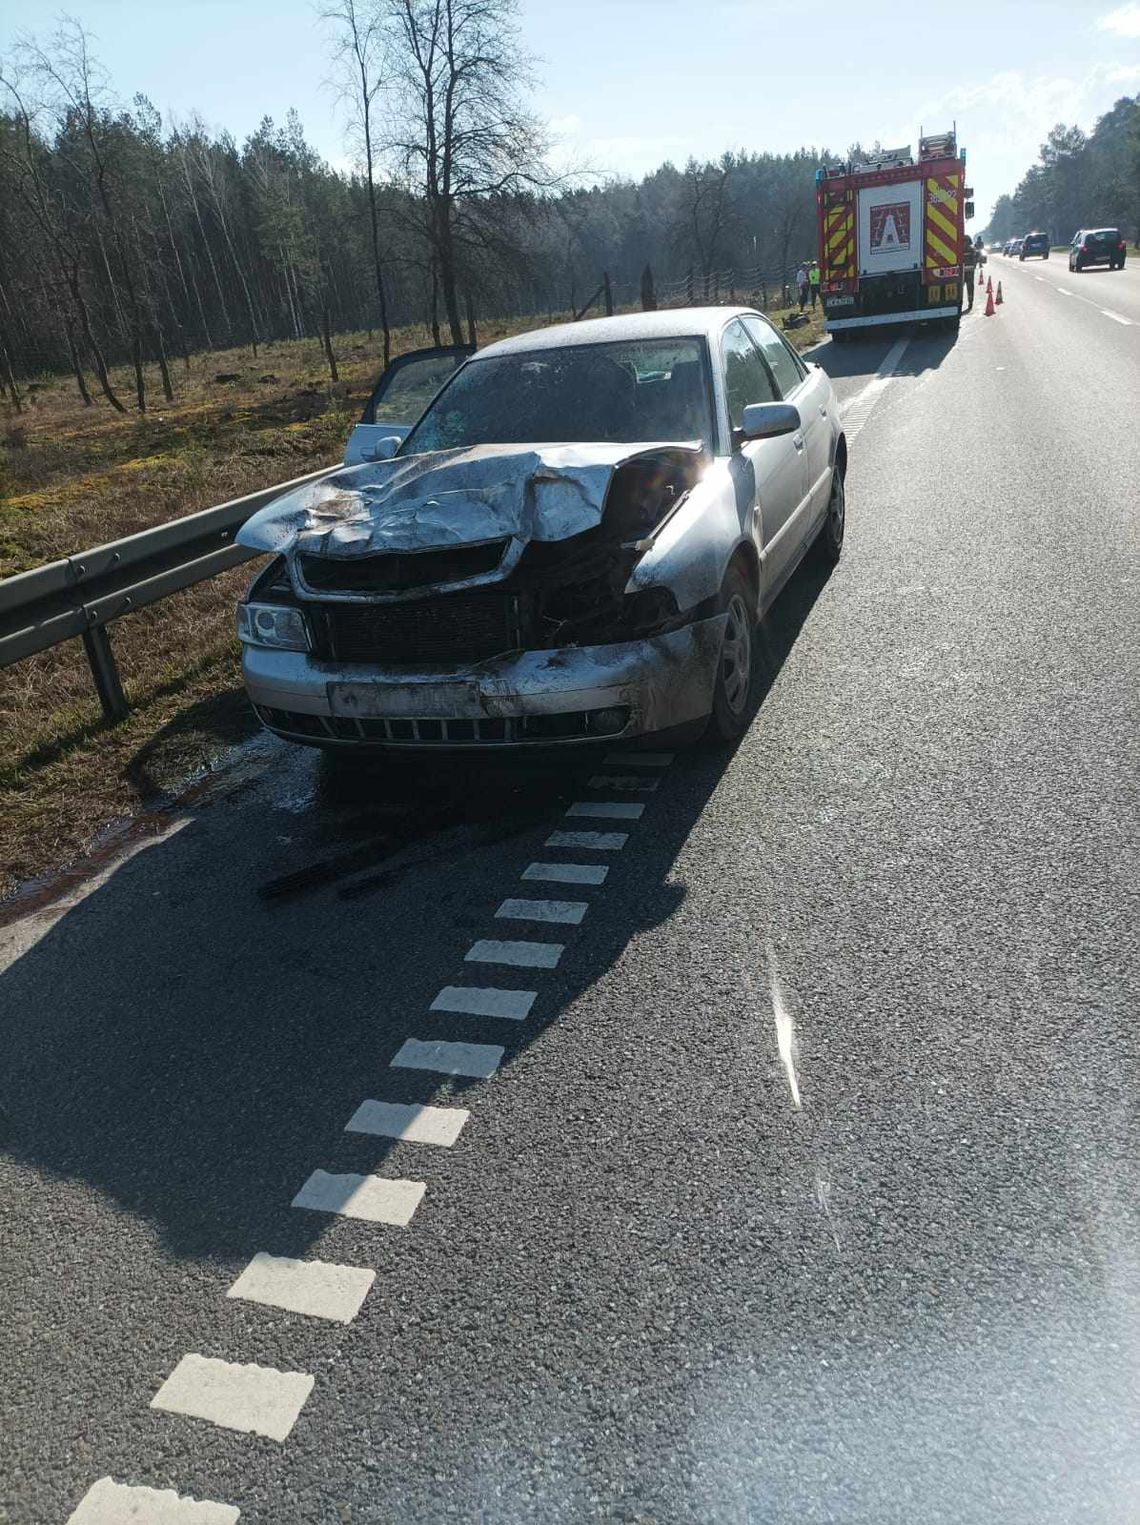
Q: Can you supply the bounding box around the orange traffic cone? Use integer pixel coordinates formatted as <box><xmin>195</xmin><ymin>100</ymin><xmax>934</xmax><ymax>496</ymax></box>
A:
<box><xmin>995</xmin><ymin>281</ymin><xmax>1003</xmax><ymax>305</ymax></box>
<box><xmin>984</xmin><ymin>285</ymin><xmax>995</xmax><ymax>316</ymax></box>
<box><xmin>986</xmin><ymin>276</ymin><xmax>993</xmax><ymax>295</ymax></box>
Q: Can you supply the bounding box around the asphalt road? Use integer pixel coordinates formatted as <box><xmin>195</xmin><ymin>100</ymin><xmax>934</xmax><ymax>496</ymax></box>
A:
<box><xmin>2</xmin><ymin>280</ymin><xmax>1138</xmax><ymax>1525</ymax></box>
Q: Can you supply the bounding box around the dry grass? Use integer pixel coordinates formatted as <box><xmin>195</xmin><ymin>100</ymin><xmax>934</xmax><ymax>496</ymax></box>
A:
<box><xmin>0</xmin><ymin>303</ymin><xmax>825</xmax><ymax>900</ymax></box>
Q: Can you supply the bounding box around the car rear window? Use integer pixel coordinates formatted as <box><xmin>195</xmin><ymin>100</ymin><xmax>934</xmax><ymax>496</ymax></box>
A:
<box><xmin>1087</xmin><ymin>230</ymin><xmax>1118</xmax><ymax>245</ymax></box>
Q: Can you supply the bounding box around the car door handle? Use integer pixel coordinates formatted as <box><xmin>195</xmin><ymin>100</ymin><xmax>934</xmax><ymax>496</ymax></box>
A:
<box><xmin>793</xmin><ymin>433</ymin><xmax>805</xmax><ymax>450</ymax></box>
<box><xmin>818</xmin><ymin>404</ymin><xmax>828</xmax><ymax>417</ymax></box>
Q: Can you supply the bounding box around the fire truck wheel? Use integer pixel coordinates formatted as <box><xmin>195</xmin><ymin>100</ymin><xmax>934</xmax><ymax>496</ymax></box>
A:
<box><xmin>810</xmin><ymin>467</ymin><xmax>845</xmax><ymax>568</ymax></box>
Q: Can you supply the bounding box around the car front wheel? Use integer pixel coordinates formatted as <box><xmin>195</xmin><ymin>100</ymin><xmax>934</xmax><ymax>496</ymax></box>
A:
<box><xmin>707</xmin><ymin>567</ymin><xmax>759</xmax><ymax>743</ymax></box>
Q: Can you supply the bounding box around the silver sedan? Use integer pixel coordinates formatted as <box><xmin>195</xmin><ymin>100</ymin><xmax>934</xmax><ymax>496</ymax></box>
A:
<box><xmin>236</xmin><ymin>307</ymin><xmax>848</xmax><ymax>750</ymax></box>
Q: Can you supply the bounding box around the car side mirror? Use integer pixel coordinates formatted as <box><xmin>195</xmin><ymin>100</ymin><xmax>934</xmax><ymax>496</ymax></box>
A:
<box><xmin>738</xmin><ymin>402</ymin><xmax>801</xmax><ymax>445</ymax></box>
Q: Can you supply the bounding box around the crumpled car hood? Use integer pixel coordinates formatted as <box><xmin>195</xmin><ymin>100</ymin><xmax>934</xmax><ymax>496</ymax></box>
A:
<box><xmin>237</xmin><ymin>441</ymin><xmax>701</xmax><ymax>558</ymax></box>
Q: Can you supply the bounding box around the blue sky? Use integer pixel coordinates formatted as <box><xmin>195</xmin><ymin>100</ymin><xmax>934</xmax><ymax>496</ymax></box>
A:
<box><xmin>2</xmin><ymin>0</ymin><xmax>1137</xmax><ymax>223</ymax></box>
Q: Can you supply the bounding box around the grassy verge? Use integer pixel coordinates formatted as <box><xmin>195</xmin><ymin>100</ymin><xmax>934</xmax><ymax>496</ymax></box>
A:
<box><xmin>1</xmin><ymin>303</ymin><xmax>824</xmax><ymax>900</ymax></box>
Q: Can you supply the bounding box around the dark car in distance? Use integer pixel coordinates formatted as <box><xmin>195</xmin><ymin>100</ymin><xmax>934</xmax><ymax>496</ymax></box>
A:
<box><xmin>1069</xmin><ymin>228</ymin><xmax>1127</xmax><ymax>272</ymax></box>
<box><xmin>1019</xmin><ymin>232</ymin><xmax>1050</xmax><ymax>260</ymax></box>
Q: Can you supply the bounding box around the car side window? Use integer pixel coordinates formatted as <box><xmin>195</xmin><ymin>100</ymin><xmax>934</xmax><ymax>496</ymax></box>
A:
<box><xmin>743</xmin><ymin>316</ymin><xmax>806</xmax><ymax>399</ymax></box>
<box><xmin>721</xmin><ymin>320</ymin><xmax>777</xmax><ymax>429</ymax></box>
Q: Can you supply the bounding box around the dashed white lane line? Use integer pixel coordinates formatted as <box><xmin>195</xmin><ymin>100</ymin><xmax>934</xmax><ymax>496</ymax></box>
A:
<box><xmin>465</xmin><ymin>937</ymin><xmax>563</xmax><ymax>968</ymax></box>
<box><xmin>588</xmin><ymin>774</ymin><xmax>660</xmax><ymax>791</ymax></box>
<box><xmin>226</xmin><ymin>1253</ymin><xmax>375</xmax><ymax>1324</ymax></box>
<box><xmin>496</xmin><ymin>897</ymin><xmax>588</xmax><ymax>925</ymax></box>
<box><xmin>431</xmin><ymin>985</ymin><xmax>535</xmax><ymax>1020</ymax></box>
<box><xmin>391</xmin><ymin>1037</ymin><xmax>504</xmax><ymax>1077</ymax></box>
<box><xmin>1035</xmin><ymin>275</ymin><xmax>1045</xmax><ymax>281</ymax></box>
<box><xmin>604</xmin><ymin>751</ymin><xmax>674</xmax><ymax>766</ymax></box>
<box><xmin>68</xmin><ymin>1478</ymin><xmax>240</xmax><ymax>1524</ymax></box>
<box><xmin>1102</xmin><ymin>308</ymin><xmax>1133</xmax><ymax>325</ymax></box>
<box><xmin>150</xmin><ymin>1354</ymin><xmax>314</xmax><ymax>1442</ymax></box>
<box><xmin>523</xmin><ymin>860</ymin><xmax>608</xmax><ymax>884</ymax></box>
<box><xmin>566</xmin><ymin>800</ymin><xmax>644</xmax><ymax>820</ymax></box>
<box><xmin>346</xmin><ymin>1098</ymin><xmax>470</xmax><ymax>1145</ymax></box>
<box><xmin>291</xmin><ymin>1169</ymin><xmax>426</xmax><ymax>1226</ymax></box>
<box><xmin>546</xmin><ymin>830</ymin><xmax>628</xmax><ymax>851</ymax></box>
<box><xmin>1058</xmin><ymin>287</ymin><xmax>1073</xmax><ymax>296</ymax></box>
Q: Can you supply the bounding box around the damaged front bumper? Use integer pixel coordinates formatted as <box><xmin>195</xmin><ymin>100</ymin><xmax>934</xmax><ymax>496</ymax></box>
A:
<box><xmin>242</xmin><ymin>616</ymin><xmax>726</xmax><ymax>749</ymax></box>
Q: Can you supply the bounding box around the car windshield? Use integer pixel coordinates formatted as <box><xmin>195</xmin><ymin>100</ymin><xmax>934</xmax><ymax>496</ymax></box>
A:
<box><xmin>400</xmin><ymin>339</ymin><xmax>713</xmax><ymax>453</ymax></box>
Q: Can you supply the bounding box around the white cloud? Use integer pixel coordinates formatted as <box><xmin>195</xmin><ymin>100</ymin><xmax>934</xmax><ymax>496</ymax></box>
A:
<box><xmin>913</xmin><ymin>66</ymin><xmax>1127</xmax><ymax>225</ymax></box>
<box><xmin>1098</xmin><ymin>3</ymin><xmax>1140</xmax><ymax>37</ymax></box>
<box><xmin>1105</xmin><ymin>62</ymin><xmax>1140</xmax><ymax>82</ymax></box>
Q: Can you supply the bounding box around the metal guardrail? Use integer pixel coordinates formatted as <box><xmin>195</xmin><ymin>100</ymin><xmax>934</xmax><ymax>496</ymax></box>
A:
<box><xmin>0</xmin><ymin>463</ymin><xmax>337</xmax><ymax>723</ymax></box>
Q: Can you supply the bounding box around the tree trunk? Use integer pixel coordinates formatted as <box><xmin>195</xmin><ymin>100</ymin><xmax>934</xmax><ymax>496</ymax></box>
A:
<box><xmin>0</xmin><ymin>330</ymin><xmax>22</xmax><ymax>411</ymax></box>
<box><xmin>68</xmin><ymin>267</ymin><xmax>126</xmax><ymax>413</ymax></box>
<box><xmin>465</xmin><ymin>290</ymin><xmax>477</xmax><ymax>348</ymax></box>
<box><xmin>65</xmin><ymin>315</ymin><xmax>92</xmax><ymax>405</ymax></box>
<box><xmin>131</xmin><ymin>330</ymin><xmax>146</xmax><ymax>413</ymax></box>
<box><xmin>154</xmin><ymin>322</ymin><xmax>175</xmax><ymax>403</ymax></box>
<box><xmin>430</xmin><ymin>263</ymin><xmax>441</xmax><ymax>346</ymax></box>
<box><xmin>321</xmin><ymin>305</ymin><xmax>340</xmax><ymax>383</ymax></box>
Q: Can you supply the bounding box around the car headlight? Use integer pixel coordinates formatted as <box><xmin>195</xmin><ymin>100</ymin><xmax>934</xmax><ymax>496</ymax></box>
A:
<box><xmin>236</xmin><ymin>602</ymin><xmax>310</xmax><ymax>651</ymax></box>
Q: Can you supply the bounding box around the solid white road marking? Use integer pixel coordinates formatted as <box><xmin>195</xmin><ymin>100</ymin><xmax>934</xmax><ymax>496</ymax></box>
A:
<box><xmin>291</xmin><ymin>1169</ymin><xmax>425</xmax><ymax>1226</ymax></box>
<box><xmin>465</xmin><ymin>938</ymin><xmax>563</xmax><ymax>968</ymax></box>
<box><xmin>588</xmin><ymin>774</ymin><xmax>660</xmax><ymax>791</ymax></box>
<box><xmin>566</xmin><ymin>800</ymin><xmax>644</xmax><ymax>820</ymax></box>
<box><xmin>391</xmin><ymin>1037</ymin><xmax>504</xmax><ymax>1077</ymax></box>
<box><xmin>150</xmin><ymin>1354</ymin><xmax>313</xmax><ymax>1443</ymax></box>
<box><xmin>1058</xmin><ymin>287</ymin><xmax>1073</xmax><ymax>295</ymax></box>
<box><xmin>522</xmin><ymin>861</ymin><xmax>609</xmax><ymax>885</ymax></box>
<box><xmin>603</xmin><ymin>751</ymin><xmax>674</xmax><ymax>766</ymax></box>
<box><xmin>496</xmin><ymin>897</ymin><xmax>588</xmax><ymax>925</ymax></box>
<box><xmin>546</xmin><ymin>830</ymin><xmax>628</xmax><ymax>851</ymax></box>
<box><xmin>1101</xmin><ymin>308</ymin><xmax>1133</xmax><ymax>325</ymax></box>
<box><xmin>346</xmin><ymin>1098</ymin><xmax>470</xmax><ymax>1146</ymax></box>
<box><xmin>1035</xmin><ymin>275</ymin><xmax>1045</xmax><ymax>281</ymax></box>
<box><xmin>68</xmin><ymin>1479</ymin><xmax>240</xmax><ymax>1525</ymax></box>
<box><xmin>838</xmin><ymin>336</ymin><xmax>910</xmax><ymax>443</ymax></box>
<box><xmin>227</xmin><ymin>1253</ymin><xmax>375</xmax><ymax>1324</ymax></box>
<box><xmin>431</xmin><ymin>985</ymin><xmax>535</xmax><ymax>1020</ymax></box>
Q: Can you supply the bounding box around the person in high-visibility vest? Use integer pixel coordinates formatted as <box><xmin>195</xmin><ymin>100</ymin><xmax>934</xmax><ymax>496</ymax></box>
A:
<box><xmin>809</xmin><ymin>261</ymin><xmax>821</xmax><ymax>309</ymax></box>
<box><xmin>962</xmin><ymin>240</ymin><xmax>978</xmax><ymax>311</ymax></box>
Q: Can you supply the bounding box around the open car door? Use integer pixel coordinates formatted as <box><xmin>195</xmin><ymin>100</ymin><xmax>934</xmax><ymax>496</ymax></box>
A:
<box><xmin>345</xmin><ymin>344</ymin><xmax>474</xmax><ymax>465</ymax></box>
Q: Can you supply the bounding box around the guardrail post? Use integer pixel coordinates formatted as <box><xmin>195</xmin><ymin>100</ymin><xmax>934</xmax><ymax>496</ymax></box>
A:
<box><xmin>82</xmin><ymin>624</ymin><xmax>129</xmax><ymax>724</ymax></box>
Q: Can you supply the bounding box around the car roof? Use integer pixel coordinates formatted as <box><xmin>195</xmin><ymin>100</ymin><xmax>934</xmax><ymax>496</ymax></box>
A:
<box><xmin>475</xmin><ymin>307</ymin><xmax>760</xmax><ymax>359</ymax></box>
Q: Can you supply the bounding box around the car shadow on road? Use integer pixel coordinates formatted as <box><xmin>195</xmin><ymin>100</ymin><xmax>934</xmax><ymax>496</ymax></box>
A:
<box><xmin>0</xmin><ymin>556</ymin><xmax>833</xmax><ymax>1269</ymax></box>
<box><xmin>810</xmin><ymin>324</ymin><xmax>960</xmax><ymax>385</ymax></box>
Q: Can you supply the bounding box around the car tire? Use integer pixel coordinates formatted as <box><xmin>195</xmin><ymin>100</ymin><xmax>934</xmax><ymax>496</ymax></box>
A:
<box><xmin>1043</xmin><ymin>252</ymin><xmax>1050</xmax><ymax>260</ymax></box>
<box><xmin>810</xmin><ymin>465</ymin><xmax>846</xmax><ymax>570</ymax></box>
<box><xmin>1019</xmin><ymin>253</ymin><xmax>1026</xmax><ymax>261</ymax></box>
<box><xmin>707</xmin><ymin>565</ymin><xmax>759</xmax><ymax>744</ymax></box>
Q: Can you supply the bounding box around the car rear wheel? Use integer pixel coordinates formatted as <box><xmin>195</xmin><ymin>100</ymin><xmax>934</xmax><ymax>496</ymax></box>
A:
<box><xmin>811</xmin><ymin>466</ymin><xmax>846</xmax><ymax>569</ymax></box>
<box><xmin>707</xmin><ymin>567</ymin><xmax>759</xmax><ymax>743</ymax></box>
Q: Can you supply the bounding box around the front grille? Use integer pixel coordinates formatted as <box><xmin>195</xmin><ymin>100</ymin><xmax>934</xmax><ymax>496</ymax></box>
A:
<box><xmin>256</xmin><ymin>706</ymin><xmax>631</xmax><ymax>746</ymax></box>
<box><xmin>299</xmin><ymin>539</ymin><xmax>508</xmax><ymax>593</ymax></box>
<box><xmin>316</xmin><ymin>593</ymin><xmax>518</xmax><ymax>663</ymax></box>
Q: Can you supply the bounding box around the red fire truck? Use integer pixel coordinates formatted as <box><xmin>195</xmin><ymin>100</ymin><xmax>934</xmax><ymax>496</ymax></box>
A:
<box><xmin>816</xmin><ymin>130</ymin><xmax>975</xmax><ymax>341</ymax></box>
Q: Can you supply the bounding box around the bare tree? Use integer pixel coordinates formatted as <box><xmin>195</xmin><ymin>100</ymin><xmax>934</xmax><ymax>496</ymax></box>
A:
<box><xmin>0</xmin><ymin>61</ymin><xmax>126</xmax><ymax>410</ymax></box>
<box><xmin>324</xmin><ymin>0</ymin><xmax>393</xmax><ymax>365</ymax></box>
<box><xmin>383</xmin><ymin>0</ymin><xmax>549</xmax><ymax>345</ymax></box>
<box><xmin>676</xmin><ymin>154</ymin><xmax>735</xmax><ymax>297</ymax></box>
